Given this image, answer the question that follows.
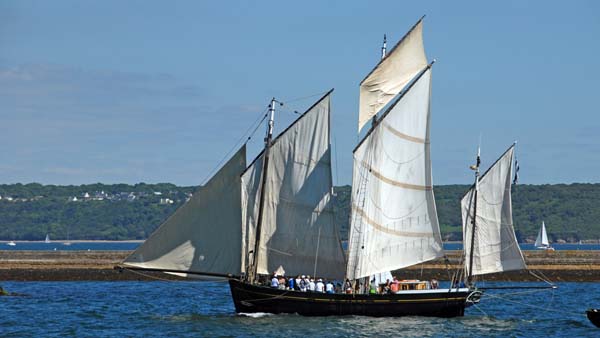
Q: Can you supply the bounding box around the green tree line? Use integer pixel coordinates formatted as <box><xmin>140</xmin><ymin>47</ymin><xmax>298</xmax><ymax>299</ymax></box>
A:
<box><xmin>0</xmin><ymin>183</ymin><xmax>598</xmax><ymax>242</ymax></box>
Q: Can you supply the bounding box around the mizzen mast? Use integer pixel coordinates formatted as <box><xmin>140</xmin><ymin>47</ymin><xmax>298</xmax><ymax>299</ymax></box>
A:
<box><xmin>467</xmin><ymin>145</ymin><xmax>481</xmax><ymax>285</ymax></box>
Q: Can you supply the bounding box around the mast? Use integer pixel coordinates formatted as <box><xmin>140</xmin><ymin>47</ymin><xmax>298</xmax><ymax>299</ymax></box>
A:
<box><xmin>248</xmin><ymin>98</ymin><xmax>279</xmax><ymax>284</ymax></box>
<box><xmin>370</xmin><ymin>35</ymin><xmax>389</xmax><ymax>132</ymax></box>
<box><xmin>381</xmin><ymin>34</ymin><xmax>387</xmax><ymax>59</ymax></box>
<box><xmin>467</xmin><ymin>146</ymin><xmax>481</xmax><ymax>284</ymax></box>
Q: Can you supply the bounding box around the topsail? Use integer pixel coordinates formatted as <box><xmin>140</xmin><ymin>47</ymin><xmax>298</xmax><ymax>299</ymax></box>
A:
<box><xmin>358</xmin><ymin>18</ymin><xmax>427</xmax><ymax>132</ymax></box>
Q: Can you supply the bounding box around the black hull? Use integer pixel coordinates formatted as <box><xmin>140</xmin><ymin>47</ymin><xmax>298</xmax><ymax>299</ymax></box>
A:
<box><xmin>228</xmin><ymin>279</ymin><xmax>473</xmax><ymax>317</ymax></box>
<box><xmin>587</xmin><ymin>309</ymin><xmax>600</xmax><ymax>328</ymax></box>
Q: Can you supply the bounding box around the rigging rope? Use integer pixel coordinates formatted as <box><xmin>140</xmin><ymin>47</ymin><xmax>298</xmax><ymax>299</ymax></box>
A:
<box><xmin>123</xmin><ymin>267</ymin><xmax>187</xmax><ymax>283</ymax></box>
<box><xmin>480</xmin><ymin>288</ymin><xmax>586</xmax><ymax>317</ymax></box>
<box><xmin>281</xmin><ymin>90</ymin><xmax>330</xmax><ymax>105</ymax></box>
<box><xmin>276</xmin><ymin>90</ymin><xmax>331</xmax><ymax>118</ymax></box>
<box><xmin>200</xmin><ymin>106</ymin><xmax>269</xmax><ymax>185</ymax></box>
<box><xmin>201</xmin><ymin>89</ymin><xmax>331</xmax><ymax>185</ymax></box>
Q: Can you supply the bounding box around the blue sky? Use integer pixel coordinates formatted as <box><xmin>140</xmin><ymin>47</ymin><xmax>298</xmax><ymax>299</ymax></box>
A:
<box><xmin>1</xmin><ymin>0</ymin><xmax>598</xmax><ymax>186</ymax></box>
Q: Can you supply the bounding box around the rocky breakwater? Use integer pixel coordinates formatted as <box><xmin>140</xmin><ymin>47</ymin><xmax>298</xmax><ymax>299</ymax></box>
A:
<box><xmin>0</xmin><ymin>250</ymin><xmax>184</xmax><ymax>281</ymax></box>
<box><xmin>1</xmin><ymin>250</ymin><xmax>599</xmax><ymax>282</ymax></box>
<box><xmin>396</xmin><ymin>250</ymin><xmax>600</xmax><ymax>282</ymax></box>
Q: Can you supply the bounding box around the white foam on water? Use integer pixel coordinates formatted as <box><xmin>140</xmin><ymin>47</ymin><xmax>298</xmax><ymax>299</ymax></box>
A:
<box><xmin>237</xmin><ymin>312</ymin><xmax>273</xmax><ymax>318</ymax></box>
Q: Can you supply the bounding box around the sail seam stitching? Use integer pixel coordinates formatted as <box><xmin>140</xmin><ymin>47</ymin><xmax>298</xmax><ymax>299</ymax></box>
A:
<box><xmin>382</xmin><ymin>122</ymin><xmax>427</xmax><ymax>144</ymax></box>
<box><xmin>352</xmin><ymin>205</ymin><xmax>435</xmax><ymax>237</ymax></box>
<box><xmin>360</xmin><ymin>161</ymin><xmax>431</xmax><ymax>190</ymax></box>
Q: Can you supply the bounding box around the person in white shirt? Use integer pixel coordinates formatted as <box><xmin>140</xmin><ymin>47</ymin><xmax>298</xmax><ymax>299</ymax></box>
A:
<box><xmin>315</xmin><ymin>279</ymin><xmax>325</xmax><ymax>293</ymax></box>
<box><xmin>309</xmin><ymin>278</ymin><xmax>316</xmax><ymax>292</ymax></box>
<box><xmin>271</xmin><ymin>276</ymin><xmax>279</xmax><ymax>288</ymax></box>
<box><xmin>325</xmin><ymin>281</ymin><xmax>334</xmax><ymax>294</ymax></box>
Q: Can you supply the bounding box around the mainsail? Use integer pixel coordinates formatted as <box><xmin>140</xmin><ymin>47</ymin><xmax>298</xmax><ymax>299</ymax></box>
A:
<box><xmin>346</xmin><ymin>66</ymin><xmax>444</xmax><ymax>280</ymax></box>
<box><xmin>241</xmin><ymin>92</ymin><xmax>346</xmax><ymax>279</ymax></box>
<box><xmin>462</xmin><ymin>145</ymin><xmax>526</xmax><ymax>276</ymax></box>
<box><xmin>535</xmin><ymin>221</ymin><xmax>550</xmax><ymax>248</ymax></box>
<box><xmin>358</xmin><ymin>17</ymin><xmax>427</xmax><ymax>132</ymax></box>
<box><xmin>123</xmin><ymin>145</ymin><xmax>247</xmax><ymax>278</ymax></box>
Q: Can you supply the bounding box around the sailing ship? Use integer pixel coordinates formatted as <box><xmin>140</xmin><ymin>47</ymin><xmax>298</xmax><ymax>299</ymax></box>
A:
<box><xmin>63</xmin><ymin>226</ymin><xmax>72</xmax><ymax>246</ymax></box>
<box><xmin>44</xmin><ymin>234</ymin><xmax>50</xmax><ymax>243</ymax></box>
<box><xmin>534</xmin><ymin>221</ymin><xmax>554</xmax><ymax>250</ymax></box>
<box><xmin>119</xmin><ymin>17</ymin><xmax>533</xmax><ymax>317</ymax></box>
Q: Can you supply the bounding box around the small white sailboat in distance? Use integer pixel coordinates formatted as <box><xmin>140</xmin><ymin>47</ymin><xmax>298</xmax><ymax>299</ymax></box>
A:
<box><xmin>534</xmin><ymin>221</ymin><xmax>554</xmax><ymax>250</ymax></box>
<box><xmin>7</xmin><ymin>241</ymin><xmax>16</xmax><ymax>246</ymax></box>
<box><xmin>63</xmin><ymin>228</ymin><xmax>71</xmax><ymax>246</ymax></box>
<box><xmin>44</xmin><ymin>234</ymin><xmax>51</xmax><ymax>243</ymax></box>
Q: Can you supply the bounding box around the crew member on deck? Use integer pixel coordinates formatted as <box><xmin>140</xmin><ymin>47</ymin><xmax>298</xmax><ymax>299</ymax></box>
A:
<box><xmin>390</xmin><ymin>276</ymin><xmax>399</xmax><ymax>293</ymax></box>
<box><xmin>325</xmin><ymin>281</ymin><xmax>334</xmax><ymax>294</ymax></box>
<box><xmin>344</xmin><ymin>279</ymin><xmax>353</xmax><ymax>294</ymax></box>
<box><xmin>369</xmin><ymin>278</ymin><xmax>378</xmax><ymax>294</ymax></box>
<box><xmin>315</xmin><ymin>279</ymin><xmax>325</xmax><ymax>293</ymax></box>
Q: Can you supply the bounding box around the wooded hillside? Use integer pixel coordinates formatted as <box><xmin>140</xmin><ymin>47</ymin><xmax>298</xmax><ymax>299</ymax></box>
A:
<box><xmin>1</xmin><ymin>183</ymin><xmax>598</xmax><ymax>242</ymax></box>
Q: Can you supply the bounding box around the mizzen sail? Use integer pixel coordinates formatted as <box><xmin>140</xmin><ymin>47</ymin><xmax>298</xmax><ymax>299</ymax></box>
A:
<box><xmin>123</xmin><ymin>145</ymin><xmax>247</xmax><ymax>278</ymax></box>
<box><xmin>462</xmin><ymin>145</ymin><xmax>526</xmax><ymax>276</ymax></box>
<box><xmin>347</xmin><ymin>67</ymin><xmax>444</xmax><ymax>280</ymax></box>
<box><xmin>358</xmin><ymin>18</ymin><xmax>427</xmax><ymax>132</ymax></box>
<box><xmin>241</xmin><ymin>92</ymin><xmax>346</xmax><ymax>279</ymax></box>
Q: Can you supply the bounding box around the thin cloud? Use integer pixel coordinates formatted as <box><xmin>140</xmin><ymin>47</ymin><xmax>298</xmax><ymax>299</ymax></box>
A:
<box><xmin>0</xmin><ymin>63</ymin><xmax>273</xmax><ymax>184</ymax></box>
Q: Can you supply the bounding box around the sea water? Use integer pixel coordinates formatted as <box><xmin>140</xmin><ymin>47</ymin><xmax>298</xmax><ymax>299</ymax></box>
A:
<box><xmin>1</xmin><ymin>281</ymin><xmax>598</xmax><ymax>337</ymax></box>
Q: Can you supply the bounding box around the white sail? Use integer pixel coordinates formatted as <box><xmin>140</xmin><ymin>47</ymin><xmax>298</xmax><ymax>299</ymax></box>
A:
<box><xmin>462</xmin><ymin>145</ymin><xmax>526</xmax><ymax>276</ymax></box>
<box><xmin>241</xmin><ymin>93</ymin><xmax>346</xmax><ymax>280</ymax></box>
<box><xmin>358</xmin><ymin>18</ymin><xmax>427</xmax><ymax>132</ymax></box>
<box><xmin>45</xmin><ymin>234</ymin><xmax>50</xmax><ymax>243</ymax></box>
<box><xmin>346</xmin><ymin>67</ymin><xmax>444</xmax><ymax>280</ymax></box>
<box><xmin>123</xmin><ymin>145</ymin><xmax>247</xmax><ymax>278</ymax></box>
<box><xmin>535</xmin><ymin>221</ymin><xmax>550</xmax><ymax>248</ymax></box>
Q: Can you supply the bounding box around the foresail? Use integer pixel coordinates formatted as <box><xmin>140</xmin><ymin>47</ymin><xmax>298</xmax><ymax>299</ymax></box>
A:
<box><xmin>347</xmin><ymin>68</ymin><xmax>443</xmax><ymax>280</ymax></box>
<box><xmin>242</xmin><ymin>92</ymin><xmax>346</xmax><ymax>280</ymax></box>
<box><xmin>534</xmin><ymin>224</ymin><xmax>542</xmax><ymax>247</ymax></box>
<box><xmin>462</xmin><ymin>145</ymin><xmax>527</xmax><ymax>276</ymax></box>
<box><xmin>358</xmin><ymin>18</ymin><xmax>427</xmax><ymax>132</ymax></box>
<box><xmin>123</xmin><ymin>145</ymin><xmax>246</xmax><ymax>278</ymax></box>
